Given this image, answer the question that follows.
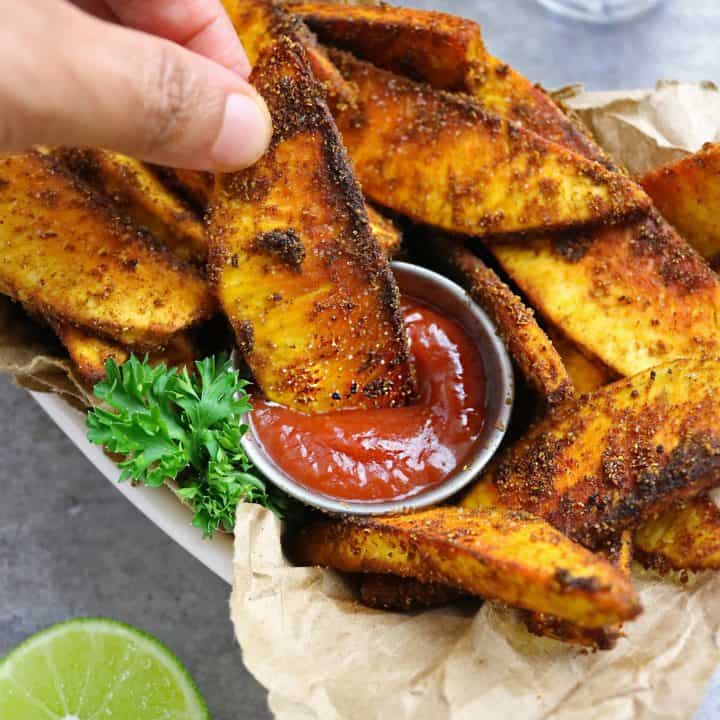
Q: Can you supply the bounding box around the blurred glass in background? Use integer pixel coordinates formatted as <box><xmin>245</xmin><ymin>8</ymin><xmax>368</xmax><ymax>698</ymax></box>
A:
<box><xmin>536</xmin><ymin>0</ymin><xmax>662</xmax><ymax>23</ymax></box>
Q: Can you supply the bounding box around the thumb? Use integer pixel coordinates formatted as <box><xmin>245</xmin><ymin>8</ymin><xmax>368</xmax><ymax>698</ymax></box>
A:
<box><xmin>0</xmin><ymin>1</ymin><xmax>271</xmax><ymax>171</ymax></box>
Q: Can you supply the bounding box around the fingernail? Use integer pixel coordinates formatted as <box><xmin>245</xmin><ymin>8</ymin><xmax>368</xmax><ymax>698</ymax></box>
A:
<box><xmin>211</xmin><ymin>93</ymin><xmax>272</xmax><ymax>170</ymax></box>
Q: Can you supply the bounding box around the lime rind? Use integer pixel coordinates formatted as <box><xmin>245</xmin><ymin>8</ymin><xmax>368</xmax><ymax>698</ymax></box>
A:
<box><xmin>0</xmin><ymin>617</ymin><xmax>209</xmax><ymax>720</ymax></box>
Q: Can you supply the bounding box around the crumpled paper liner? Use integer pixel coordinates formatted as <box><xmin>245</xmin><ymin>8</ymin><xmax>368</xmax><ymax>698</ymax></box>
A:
<box><xmin>232</xmin><ymin>507</ymin><xmax>720</xmax><ymax>720</ymax></box>
<box><xmin>228</xmin><ymin>83</ymin><xmax>720</xmax><ymax>720</ymax></box>
<box><xmin>562</xmin><ymin>80</ymin><xmax>720</xmax><ymax>174</ymax></box>
<box><xmin>0</xmin><ymin>297</ymin><xmax>94</xmax><ymax>408</ymax></box>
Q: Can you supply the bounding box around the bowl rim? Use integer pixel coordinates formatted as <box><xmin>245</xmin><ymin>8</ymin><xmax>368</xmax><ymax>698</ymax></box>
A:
<box><xmin>240</xmin><ymin>260</ymin><xmax>514</xmax><ymax>515</ymax></box>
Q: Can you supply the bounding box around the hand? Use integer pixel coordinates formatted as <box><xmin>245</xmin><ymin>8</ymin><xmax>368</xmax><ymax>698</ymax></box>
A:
<box><xmin>0</xmin><ymin>0</ymin><xmax>272</xmax><ymax>170</ymax></box>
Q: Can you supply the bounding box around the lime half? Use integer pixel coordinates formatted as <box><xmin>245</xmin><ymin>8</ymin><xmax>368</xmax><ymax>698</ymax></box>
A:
<box><xmin>0</xmin><ymin>617</ymin><xmax>209</xmax><ymax>719</ymax></box>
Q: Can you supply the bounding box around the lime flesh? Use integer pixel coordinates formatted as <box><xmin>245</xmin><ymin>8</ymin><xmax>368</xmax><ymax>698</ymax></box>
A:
<box><xmin>0</xmin><ymin>618</ymin><xmax>209</xmax><ymax>719</ymax></box>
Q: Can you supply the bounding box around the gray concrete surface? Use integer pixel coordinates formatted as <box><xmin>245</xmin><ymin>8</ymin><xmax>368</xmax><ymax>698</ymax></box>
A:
<box><xmin>2</xmin><ymin>2</ymin><xmax>720</xmax><ymax>719</ymax></box>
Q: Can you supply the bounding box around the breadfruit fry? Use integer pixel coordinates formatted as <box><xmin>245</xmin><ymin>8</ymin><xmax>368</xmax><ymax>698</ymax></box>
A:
<box><xmin>490</xmin><ymin>212</ymin><xmax>720</xmax><ymax>377</ymax></box>
<box><xmin>635</xmin><ymin>495</ymin><xmax>720</xmax><ymax>573</ymax></box>
<box><xmin>56</xmin><ymin>324</ymin><xmax>198</xmax><ymax>384</ymax></box>
<box><xmin>292</xmin><ymin>507</ymin><xmax>640</xmax><ymax>628</ymax></box>
<box><xmin>292</xmin><ymin>3</ymin><xmax>608</xmax><ymax>166</ymax></box>
<box><xmin>548</xmin><ymin>327</ymin><xmax>615</xmax><ymax>395</ymax></box>
<box><xmin>0</xmin><ymin>152</ymin><xmax>214</xmax><ymax>348</ymax></box>
<box><xmin>328</xmin><ymin>49</ymin><xmax>649</xmax><ymax>238</ymax></box>
<box><xmin>55</xmin><ymin>325</ymin><xmax>129</xmax><ymax>385</ymax></box>
<box><xmin>53</xmin><ymin>148</ymin><xmax>207</xmax><ymax>264</ymax></box>
<box><xmin>290</xmin><ymin>2</ymin><xmax>485</xmax><ymax>92</ymax></box>
<box><xmin>367</xmin><ymin>206</ymin><xmax>402</xmax><ymax>257</ymax></box>
<box><xmin>222</xmin><ymin>0</ymin><xmax>355</xmax><ymax>108</ymax></box>
<box><xmin>523</xmin><ymin>531</ymin><xmax>632</xmax><ymax>650</ymax></box>
<box><xmin>473</xmin><ymin>54</ymin><xmax>612</xmax><ymax>167</ymax></box>
<box><xmin>208</xmin><ymin>38</ymin><xmax>414</xmax><ymax>412</ymax></box>
<box><xmin>464</xmin><ymin>358</ymin><xmax>720</xmax><ymax>548</ymax></box>
<box><xmin>152</xmin><ymin>167</ymin><xmax>214</xmax><ymax>211</ymax></box>
<box><xmin>429</xmin><ymin>237</ymin><xmax>573</xmax><ymax>405</ymax></box>
<box><xmin>641</xmin><ymin>143</ymin><xmax>720</xmax><ymax>265</ymax></box>
<box><xmin>359</xmin><ymin>573</ymin><xmax>464</xmax><ymax>612</ymax></box>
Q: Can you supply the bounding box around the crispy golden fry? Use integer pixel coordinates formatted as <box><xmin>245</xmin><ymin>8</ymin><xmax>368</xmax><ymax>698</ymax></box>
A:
<box><xmin>55</xmin><ymin>324</ymin><xmax>199</xmax><ymax>384</ymax></box>
<box><xmin>292</xmin><ymin>3</ymin><xmax>609</xmax><ymax>167</ymax></box>
<box><xmin>359</xmin><ymin>574</ymin><xmax>464</xmax><ymax>612</ymax></box>
<box><xmin>53</xmin><ymin>148</ymin><xmax>207</xmax><ymax>264</ymax></box>
<box><xmin>292</xmin><ymin>507</ymin><xmax>640</xmax><ymax>628</ymax></box>
<box><xmin>152</xmin><ymin>167</ymin><xmax>214</xmax><ymax>211</ymax></box>
<box><xmin>635</xmin><ymin>496</ymin><xmax>720</xmax><ymax>573</ymax></box>
<box><xmin>0</xmin><ymin>152</ymin><xmax>214</xmax><ymax>348</ymax></box>
<box><xmin>328</xmin><ymin>50</ymin><xmax>649</xmax><ymax>238</ymax></box>
<box><xmin>490</xmin><ymin>212</ymin><xmax>720</xmax><ymax>377</ymax></box>
<box><xmin>367</xmin><ymin>206</ymin><xmax>402</xmax><ymax>257</ymax></box>
<box><xmin>523</xmin><ymin>609</ymin><xmax>621</xmax><ymax>649</ymax></box>
<box><xmin>473</xmin><ymin>54</ymin><xmax>612</xmax><ymax>168</ymax></box>
<box><xmin>548</xmin><ymin>328</ymin><xmax>614</xmax><ymax>395</ymax></box>
<box><xmin>523</xmin><ymin>531</ymin><xmax>632</xmax><ymax>650</ymax></box>
<box><xmin>464</xmin><ymin>358</ymin><xmax>720</xmax><ymax>549</ymax></box>
<box><xmin>641</xmin><ymin>143</ymin><xmax>720</xmax><ymax>265</ymax></box>
<box><xmin>290</xmin><ymin>2</ymin><xmax>485</xmax><ymax>91</ymax></box>
<box><xmin>55</xmin><ymin>325</ymin><xmax>129</xmax><ymax>385</ymax></box>
<box><xmin>208</xmin><ymin>38</ymin><xmax>414</xmax><ymax>412</ymax></box>
<box><xmin>222</xmin><ymin>0</ymin><xmax>355</xmax><ymax>108</ymax></box>
<box><xmin>430</xmin><ymin>237</ymin><xmax>573</xmax><ymax>405</ymax></box>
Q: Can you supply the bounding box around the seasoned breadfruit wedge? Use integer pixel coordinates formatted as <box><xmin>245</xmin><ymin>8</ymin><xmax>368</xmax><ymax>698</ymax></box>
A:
<box><xmin>55</xmin><ymin>324</ymin><xmax>129</xmax><ymax>385</ymax></box>
<box><xmin>53</xmin><ymin>148</ymin><xmax>207</xmax><ymax>264</ymax></box>
<box><xmin>367</xmin><ymin>206</ymin><xmax>402</xmax><ymax>257</ymax></box>
<box><xmin>292</xmin><ymin>2</ymin><xmax>609</xmax><ymax>166</ymax></box>
<box><xmin>290</xmin><ymin>2</ymin><xmax>485</xmax><ymax>91</ymax></box>
<box><xmin>359</xmin><ymin>573</ymin><xmax>464</xmax><ymax>612</ymax></box>
<box><xmin>547</xmin><ymin>327</ymin><xmax>615</xmax><ymax>395</ymax></box>
<box><xmin>472</xmin><ymin>54</ymin><xmax>613</xmax><ymax>168</ymax></box>
<box><xmin>292</xmin><ymin>506</ymin><xmax>641</xmax><ymax>629</ymax></box>
<box><xmin>464</xmin><ymin>358</ymin><xmax>720</xmax><ymax>548</ymax></box>
<box><xmin>55</xmin><ymin>324</ymin><xmax>198</xmax><ymax>385</ymax></box>
<box><xmin>222</xmin><ymin>0</ymin><xmax>355</xmax><ymax>108</ymax></box>
<box><xmin>490</xmin><ymin>212</ymin><xmax>720</xmax><ymax>377</ymax></box>
<box><xmin>151</xmin><ymin>166</ymin><xmax>214</xmax><ymax>212</ymax></box>
<box><xmin>522</xmin><ymin>531</ymin><xmax>632</xmax><ymax>650</ymax></box>
<box><xmin>428</xmin><ymin>237</ymin><xmax>573</xmax><ymax>405</ymax></box>
<box><xmin>641</xmin><ymin>143</ymin><xmax>720</xmax><ymax>265</ymax></box>
<box><xmin>328</xmin><ymin>50</ymin><xmax>649</xmax><ymax>238</ymax></box>
<box><xmin>208</xmin><ymin>38</ymin><xmax>414</xmax><ymax>412</ymax></box>
<box><xmin>0</xmin><ymin>152</ymin><xmax>214</xmax><ymax>348</ymax></box>
<box><xmin>635</xmin><ymin>495</ymin><xmax>720</xmax><ymax>573</ymax></box>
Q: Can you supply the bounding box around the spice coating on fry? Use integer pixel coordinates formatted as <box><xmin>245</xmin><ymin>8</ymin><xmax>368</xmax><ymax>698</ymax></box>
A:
<box><xmin>52</xmin><ymin>148</ymin><xmax>207</xmax><ymax>264</ymax></box>
<box><xmin>329</xmin><ymin>49</ymin><xmax>649</xmax><ymax>238</ymax></box>
<box><xmin>291</xmin><ymin>2</ymin><xmax>486</xmax><ymax>92</ymax></box>
<box><xmin>465</xmin><ymin>359</ymin><xmax>720</xmax><ymax>548</ymax></box>
<box><xmin>491</xmin><ymin>211</ymin><xmax>720</xmax><ymax>377</ymax></box>
<box><xmin>430</xmin><ymin>237</ymin><xmax>573</xmax><ymax>406</ymax></box>
<box><xmin>292</xmin><ymin>506</ymin><xmax>640</xmax><ymax>628</ymax></box>
<box><xmin>641</xmin><ymin>143</ymin><xmax>720</xmax><ymax>265</ymax></box>
<box><xmin>359</xmin><ymin>574</ymin><xmax>465</xmax><ymax>611</ymax></box>
<box><xmin>634</xmin><ymin>495</ymin><xmax>720</xmax><ymax>573</ymax></box>
<box><xmin>222</xmin><ymin>0</ymin><xmax>356</xmax><ymax>109</ymax></box>
<box><xmin>0</xmin><ymin>152</ymin><xmax>214</xmax><ymax>348</ymax></box>
<box><xmin>209</xmin><ymin>38</ymin><xmax>415</xmax><ymax>412</ymax></box>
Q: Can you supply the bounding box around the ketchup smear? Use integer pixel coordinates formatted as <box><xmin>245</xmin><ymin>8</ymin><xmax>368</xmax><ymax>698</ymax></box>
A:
<box><xmin>250</xmin><ymin>297</ymin><xmax>487</xmax><ymax>502</ymax></box>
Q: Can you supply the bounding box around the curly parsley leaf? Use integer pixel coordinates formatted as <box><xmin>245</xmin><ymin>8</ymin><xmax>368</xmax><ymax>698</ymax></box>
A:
<box><xmin>87</xmin><ymin>353</ymin><xmax>288</xmax><ymax>537</ymax></box>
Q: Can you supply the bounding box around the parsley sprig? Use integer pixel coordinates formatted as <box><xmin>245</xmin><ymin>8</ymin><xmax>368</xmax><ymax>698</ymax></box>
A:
<box><xmin>86</xmin><ymin>354</ymin><xmax>288</xmax><ymax>537</ymax></box>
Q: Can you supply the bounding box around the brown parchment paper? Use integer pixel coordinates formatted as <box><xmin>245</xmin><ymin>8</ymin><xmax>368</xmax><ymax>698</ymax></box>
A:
<box><xmin>0</xmin><ymin>298</ymin><xmax>94</xmax><ymax>408</ymax></box>
<box><xmin>228</xmin><ymin>83</ymin><xmax>720</xmax><ymax>720</ymax></box>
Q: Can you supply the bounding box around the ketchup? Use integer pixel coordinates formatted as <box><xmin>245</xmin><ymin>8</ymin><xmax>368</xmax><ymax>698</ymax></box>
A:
<box><xmin>250</xmin><ymin>298</ymin><xmax>486</xmax><ymax>502</ymax></box>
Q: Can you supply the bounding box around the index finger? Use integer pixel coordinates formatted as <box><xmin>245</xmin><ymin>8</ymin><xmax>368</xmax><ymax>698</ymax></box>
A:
<box><xmin>104</xmin><ymin>0</ymin><xmax>250</xmax><ymax>77</ymax></box>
